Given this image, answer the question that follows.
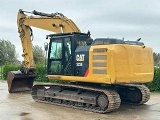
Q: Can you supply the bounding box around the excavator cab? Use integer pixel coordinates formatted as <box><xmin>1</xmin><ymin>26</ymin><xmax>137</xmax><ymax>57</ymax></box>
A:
<box><xmin>47</xmin><ymin>32</ymin><xmax>91</xmax><ymax>76</ymax></box>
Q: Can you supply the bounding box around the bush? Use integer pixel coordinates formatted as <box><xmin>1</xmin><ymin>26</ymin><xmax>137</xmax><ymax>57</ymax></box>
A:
<box><xmin>145</xmin><ymin>67</ymin><xmax>160</xmax><ymax>91</ymax></box>
<box><xmin>2</xmin><ymin>63</ymin><xmax>48</xmax><ymax>82</ymax></box>
<box><xmin>34</xmin><ymin>63</ymin><xmax>48</xmax><ymax>82</ymax></box>
<box><xmin>3</xmin><ymin>63</ymin><xmax>20</xmax><ymax>79</ymax></box>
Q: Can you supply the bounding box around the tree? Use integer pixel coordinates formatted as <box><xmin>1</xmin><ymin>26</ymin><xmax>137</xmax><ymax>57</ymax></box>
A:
<box><xmin>32</xmin><ymin>45</ymin><xmax>45</xmax><ymax>64</ymax></box>
<box><xmin>0</xmin><ymin>39</ymin><xmax>19</xmax><ymax>65</ymax></box>
<box><xmin>153</xmin><ymin>52</ymin><xmax>160</xmax><ymax>66</ymax></box>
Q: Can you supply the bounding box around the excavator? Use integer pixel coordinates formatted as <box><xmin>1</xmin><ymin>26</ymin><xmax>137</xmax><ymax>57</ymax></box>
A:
<box><xmin>7</xmin><ymin>9</ymin><xmax>154</xmax><ymax>113</ymax></box>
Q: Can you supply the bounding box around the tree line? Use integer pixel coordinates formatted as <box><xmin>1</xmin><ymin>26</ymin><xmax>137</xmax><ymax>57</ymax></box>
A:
<box><xmin>0</xmin><ymin>39</ymin><xmax>45</xmax><ymax>65</ymax></box>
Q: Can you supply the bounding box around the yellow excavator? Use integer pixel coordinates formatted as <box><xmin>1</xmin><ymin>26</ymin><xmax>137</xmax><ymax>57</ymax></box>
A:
<box><xmin>7</xmin><ymin>9</ymin><xmax>154</xmax><ymax>113</ymax></box>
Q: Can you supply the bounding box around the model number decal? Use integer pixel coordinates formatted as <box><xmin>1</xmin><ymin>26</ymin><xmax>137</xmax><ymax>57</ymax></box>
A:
<box><xmin>76</xmin><ymin>62</ymin><xmax>83</xmax><ymax>66</ymax></box>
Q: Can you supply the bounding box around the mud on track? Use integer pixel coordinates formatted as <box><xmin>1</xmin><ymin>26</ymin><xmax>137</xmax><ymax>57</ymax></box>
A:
<box><xmin>0</xmin><ymin>80</ymin><xmax>160</xmax><ymax>120</ymax></box>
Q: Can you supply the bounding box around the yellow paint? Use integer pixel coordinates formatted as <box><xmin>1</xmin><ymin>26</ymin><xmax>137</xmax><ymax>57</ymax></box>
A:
<box><xmin>49</xmin><ymin>44</ymin><xmax>154</xmax><ymax>85</ymax></box>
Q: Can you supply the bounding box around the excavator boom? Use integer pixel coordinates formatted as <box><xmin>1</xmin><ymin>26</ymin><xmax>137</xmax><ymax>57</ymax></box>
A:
<box><xmin>7</xmin><ymin>9</ymin><xmax>80</xmax><ymax>93</ymax></box>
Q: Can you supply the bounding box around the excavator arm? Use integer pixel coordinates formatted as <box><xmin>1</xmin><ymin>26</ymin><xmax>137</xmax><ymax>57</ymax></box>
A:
<box><xmin>17</xmin><ymin>9</ymin><xmax>80</xmax><ymax>72</ymax></box>
<box><xmin>7</xmin><ymin>9</ymin><xmax>81</xmax><ymax>93</ymax></box>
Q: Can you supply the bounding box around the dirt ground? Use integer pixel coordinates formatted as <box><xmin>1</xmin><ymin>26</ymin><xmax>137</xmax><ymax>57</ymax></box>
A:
<box><xmin>0</xmin><ymin>80</ymin><xmax>160</xmax><ymax>120</ymax></box>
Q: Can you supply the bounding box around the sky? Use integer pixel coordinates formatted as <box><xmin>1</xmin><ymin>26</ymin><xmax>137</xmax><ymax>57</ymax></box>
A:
<box><xmin>0</xmin><ymin>0</ymin><xmax>160</xmax><ymax>60</ymax></box>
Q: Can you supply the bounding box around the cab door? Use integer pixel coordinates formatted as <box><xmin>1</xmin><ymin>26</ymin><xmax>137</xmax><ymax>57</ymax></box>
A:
<box><xmin>47</xmin><ymin>37</ymin><xmax>72</xmax><ymax>75</ymax></box>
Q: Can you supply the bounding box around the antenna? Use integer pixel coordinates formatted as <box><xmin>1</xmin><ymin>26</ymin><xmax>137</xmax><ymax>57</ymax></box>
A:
<box><xmin>82</xmin><ymin>24</ymin><xmax>89</xmax><ymax>32</ymax></box>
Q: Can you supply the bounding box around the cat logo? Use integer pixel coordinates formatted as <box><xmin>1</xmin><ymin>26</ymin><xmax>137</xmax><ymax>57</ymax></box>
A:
<box><xmin>76</xmin><ymin>54</ymin><xmax>85</xmax><ymax>61</ymax></box>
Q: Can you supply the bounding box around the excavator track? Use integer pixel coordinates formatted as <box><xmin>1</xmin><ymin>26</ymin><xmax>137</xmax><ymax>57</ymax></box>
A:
<box><xmin>115</xmin><ymin>84</ymin><xmax>150</xmax><ymax>105</ymax></box>
<box><xmin>32</xmin><ymin>83</ymin><xmax>121</xmax><ymax>113</ymax></box>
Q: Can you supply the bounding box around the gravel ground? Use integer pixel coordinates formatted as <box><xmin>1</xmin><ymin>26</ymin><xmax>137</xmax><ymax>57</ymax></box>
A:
<box><xmin>0</xmin><ymin>80</ymin><xmax>160</xmax><ymax>120</ymax></box>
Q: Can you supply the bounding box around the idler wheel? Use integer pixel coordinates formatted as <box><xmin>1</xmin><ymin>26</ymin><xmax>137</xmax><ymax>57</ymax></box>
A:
<box><xmin>97</xmin><ymin>94</ymin><xmax>108</xmax><ymax>109</ymax></box>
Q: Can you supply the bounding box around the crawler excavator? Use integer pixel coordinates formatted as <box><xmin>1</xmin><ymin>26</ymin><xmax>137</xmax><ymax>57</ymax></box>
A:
<box><xmin>7</xmin><ymin>9</ymin><xmax>154</xmax><ymax>113</ymax></box>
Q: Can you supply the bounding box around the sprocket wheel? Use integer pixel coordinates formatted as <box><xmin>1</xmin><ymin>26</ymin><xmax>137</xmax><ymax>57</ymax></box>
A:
<box><xmin>127</xmin><ymin>90</ymin><xmax>142</xmax><ymax>102</ymax></box>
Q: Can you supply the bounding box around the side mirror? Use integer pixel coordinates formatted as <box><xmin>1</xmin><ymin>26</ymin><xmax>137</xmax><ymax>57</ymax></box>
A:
<box><xmin>44</xmin><ymin>42</ymin><xmax>48</xmax><ymax>51</ymax></box>
<box><xmin>86</xmin><ymin>38</ymin><xmax>93</xmax><ymax>45</ymax></box>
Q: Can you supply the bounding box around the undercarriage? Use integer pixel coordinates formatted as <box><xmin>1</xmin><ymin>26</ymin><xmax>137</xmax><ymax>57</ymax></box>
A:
<box><xmin>31</xmin><ymin>83</ymin><xmax>150</xmax><ymax>113</ymax></box>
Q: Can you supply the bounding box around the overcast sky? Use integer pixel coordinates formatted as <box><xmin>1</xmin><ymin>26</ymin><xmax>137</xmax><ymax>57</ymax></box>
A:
<box><xmin>0</xmin><ymin>0</ymin><xmax>160</xmax><ymax>60</ymax></box>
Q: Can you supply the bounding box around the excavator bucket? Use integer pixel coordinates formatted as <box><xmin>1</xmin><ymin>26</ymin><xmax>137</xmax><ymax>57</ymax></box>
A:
<box><xmin>7</xmin><ymin>71</ymin><xmax>36</xmax><ymax>93</ymax></box>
